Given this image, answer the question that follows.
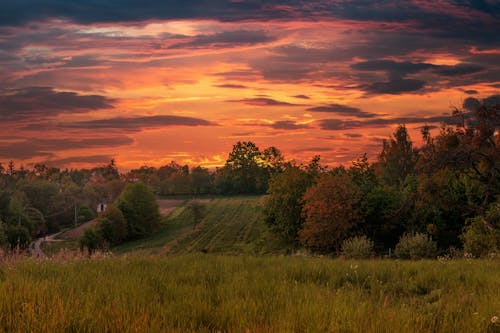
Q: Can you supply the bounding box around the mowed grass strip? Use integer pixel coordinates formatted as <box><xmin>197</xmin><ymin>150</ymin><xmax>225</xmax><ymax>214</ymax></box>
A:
<box><xmin>167</xmin><ymin>196</ymin><xmax>279</xmax><ymax>255</ymax></box>
<box><xmin>0</xmin><ymin>255</ymin><xmax>498</xmax><ymax>332</ymax></box>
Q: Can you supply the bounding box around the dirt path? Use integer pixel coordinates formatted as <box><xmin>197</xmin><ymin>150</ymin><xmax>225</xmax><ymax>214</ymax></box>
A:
<box><xmin>30</xmin><ymin>232</ymin><xmax>61</xmax><ymax>258</ymax></box>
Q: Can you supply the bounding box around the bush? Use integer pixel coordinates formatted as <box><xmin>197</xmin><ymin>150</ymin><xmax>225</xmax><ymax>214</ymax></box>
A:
<box><xmin>6</xmin><ymin>224</ymin><xmax>31</xmax><ymax>250</ymax></box>
<box><xmin>0</xmin><ymin>222</ymin><xmax>7</xmax><ymax>249</ymax></box>
<box><xmin>341</xmin><ymin>236</ymin><xmax>374</xmax><ymax>259</ymax></box>
<box><xmin>461</xmin><ymin>203</ymin><xmax>500</xmax><ymax>257</ymax></box>
<box><xmin>79</xmin><ymin>228</ymin><xmax>103</xmax><ymax>254</ymax></box>
<box><xmin>97</xmin><ymin>205</ymin><xmax>128</xmax><ymax>246</ymax></box>
<box><xmin>117</xmin><ymin>182</ymin><xmax>160</xmax><ymax>239</ymax></box>
<box><xmin>77</xmin><ymin>205</ymin><xmax>97</xmax><ymax>224</ymax></box>
<box><xmin>395</xmin><ymin>233</ymin><xmax>437</xmax><ymax>259</ymax></box>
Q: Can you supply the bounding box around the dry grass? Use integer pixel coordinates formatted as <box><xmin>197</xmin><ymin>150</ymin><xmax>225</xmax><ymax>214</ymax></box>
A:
<box><xmin>0</xmin><ymin>254</ymin><xmax>499</xmax><ymax>332</ymax></box>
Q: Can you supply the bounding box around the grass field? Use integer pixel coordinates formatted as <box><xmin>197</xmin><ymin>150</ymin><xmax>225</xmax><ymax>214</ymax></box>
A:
<box><xmin>0</xmin><ymin>255</ymin><xmax>498</xmax><ymax>332</ymax></box>
<box><xmin>114</xmin><ymin>196</ymin><xmax>285</xmax><ymax>255</ymax></box>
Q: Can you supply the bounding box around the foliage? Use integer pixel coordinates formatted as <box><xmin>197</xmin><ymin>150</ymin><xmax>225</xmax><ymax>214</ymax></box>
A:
<box><xmin>300</xmin><ymin>172</ymin><xmax>362</xmax><ymax>253</ymax></box>
<box><xmin>461</xmin><ymin>202</ymin><xmax>500</xmax><ymax>257</ymax></box>
<box><xmin>79</xmin><ymin>228</ymin><xmax>103</xmax><ymax>254</ymax></box>
<box><xmin>77</xmin><ymin>205</ymin><xmax>97</xmax><ymax>224</ymax></box>
<box><xmin>341</xmin><ymin>236</ymin><xmax>374</xmax><ymax>259</ymax></box>
<box><xmin>97</xmin><ymin>205</ymin><xmax>128</xmax><ymax>246</ymax></box>
<box><xmin>264</xmin><ymin>166</ymin><xmax>312</xmax><ymax>246</ymax></box>
<box><xmin>117</xmin><ymin>182</ymin><xmax>160</xmax><ymax>239</ymax></box>
<box><xmin>395</xmin><ymin>233</ymin><xmax>437</xmax><ymax>259</ymax></box>
<box><xmin>5</xmin><ymin>224</ymin><xmax>31</xmax><ymax>249</ymax></box>
<box><xmin>0</xmin><ymin>222</ymin><xmax>7</xmax><ymax>248</ymax></box>
<box><xmin>378</xmin><ymin>125</ymin><xmax>417</xmax><ymax>186</ymax></box>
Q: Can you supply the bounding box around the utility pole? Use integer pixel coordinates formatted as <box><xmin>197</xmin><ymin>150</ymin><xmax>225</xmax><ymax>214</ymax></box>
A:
<box><xmin>74</xmin><ymin>202</ymin><xmax>77</xmax><ymax>227</ymax></box>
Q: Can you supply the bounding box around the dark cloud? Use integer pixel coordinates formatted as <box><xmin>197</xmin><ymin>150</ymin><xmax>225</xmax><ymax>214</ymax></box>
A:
<box><xmin>319</xmin><ymin>115</ymin><xmax>450</xmax><ymax>130</ymax></box>
<box><xmin>64</xmin><ymin>115</ymin><xmax>217</xmax><ymax>131</ymax></box>
<box><xmin>292</xmin><ymin>95</ymin><xmax>310</xmax><ymax>99</ymax></box>
<box><xmin>214</xmin><ymin>84</ymin><xmax>248</xmax><ymax>89</ymax></box>
<box><xmin>434</xmin><ymin>63</ymin><xmax>484</xmax><ymax>76</ymax></box>
<box><xmin>0</xmin><ymin>87</ymin><xmax>114</xmax><ymax>121</ymax></box>
<box><xmin>307</xmin><ymin>104</ymin><xmax>377</xmax><ymax>118</ymax></box>
<box><xmin>270</xmin><ymin>120</ymin><xmax>310</xmax><ymax>130</ymax></box>
<box><xmin>44</xmin><ymin>155</ymin><xmax>114</xmax><ymax>166</ymax></box>
<box><xmin>344</xmin><ymin>133</ymin><xmax>363</xmax><ymax>138</ymax></box>
<box><xmin>228</xmin><ymin>98</ymin><xmax>302</xmax><ymax>107</ymax></box>
<box><xmin>0</xmin><ymin>137</ymin><xmax>132</xmax><ymax>159</ymax></box>
<box><xmin>362</xmin><ymin>78</ymin><xmax>426</xmax><ymax>95</ymax></box>
<box><xmin>464</xmin><ymin>89</ymin><xmax>478</xmax><ymax>95</ymax></box>
<box><xmin>169</xmin><ymin>30</ymin><xmax>276</xmax><ymax>49</ymax></box>
<box><xmin>351</xmin><ymin>60</ymin><xmax>435</xmax><ymax>77</ymax></box>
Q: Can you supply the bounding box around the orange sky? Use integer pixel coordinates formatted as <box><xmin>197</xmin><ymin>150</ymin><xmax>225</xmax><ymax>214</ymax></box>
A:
<box><xmin>0</xmin><ymin>1</ymin><xmax>498</xmax><ymax>170</ymax></box>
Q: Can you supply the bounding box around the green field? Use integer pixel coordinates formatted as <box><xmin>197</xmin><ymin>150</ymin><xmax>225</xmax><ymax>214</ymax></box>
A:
<box><xmin>114</xmin><ymin>196</ymin><xmax>284</xmax><ymax>255</ymax></box>
<box><xmin>0</xmin><ymin>255</ymin><xmax>499</xmax><ymax>332</ymax></box>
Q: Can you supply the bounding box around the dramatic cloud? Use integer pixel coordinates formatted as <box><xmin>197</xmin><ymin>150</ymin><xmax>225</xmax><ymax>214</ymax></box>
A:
<box><xmin>0</xmin><ymin>137</ymin><xmax>133</xmax><ymax>159</ymax></box>
<box><xmin>44</xmin><ymin>155</ymin><xmax>115</xmax><ymax>166</ymax></box>
<box><xmin>319</xmin><ymin>115</ymin><xmax>450</xmax><ymax>131</ymax></box>
<box><xmin>0</xmin><ymin>87</ymin><xmax>114</xmax><ymax>121</ymax></box>
<box><xmin>64</xmin><ymin>115</ymin><xmax>217</xmax><ymax>131</ymax></box>
<box><xmin>362</xmin><ymin>79</ymin><xmax>427</xmax><ymax>95</ymax></box>
<box><xmin>214</xmin><ymin>84</ymin><xmax>248</xmax><ymax>89</ymax></box>
<box><xmin>169</xmin><ymin>30</ymin><xmax>276</xmax><ymax>49</ymax></box>
<box><xmin>0</xmin><ymin>1</ymin><xmax>497</xmax><ymax>167</ymax></box>
<box><xmin>307</xmin><ymin>104</ymin><xmax>377</xmax><ymax>118</ymax></box>
<box><xmin>228</xmin><ymin>98</ymin><xmax>302</xmax><ymax>107</ymax></box>
<box><xmin>292</xmin><ymin>95</ymin><xmax>310</xmax><ymax>99</ymax></box>
<box><xmin>269</xmin><ymin>120</ymin><xmax>311</xmax><ymax>130</ymax></box>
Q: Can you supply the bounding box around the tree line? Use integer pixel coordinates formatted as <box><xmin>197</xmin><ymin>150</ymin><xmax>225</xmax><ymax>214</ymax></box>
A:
<box><xmin>0</xmin><ymin>95</ymin><xmax>498</xmax><ymax>256</ymax></box>
<box><xmin>265</xmin><ymin>95</ymin><xmax>499</xmax><ymax>257</ymax></box>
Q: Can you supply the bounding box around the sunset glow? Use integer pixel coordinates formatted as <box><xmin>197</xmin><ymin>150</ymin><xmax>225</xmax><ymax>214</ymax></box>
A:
<box><xmin>1</xmin><ymin>1</ymin><xmax>498</xmax><ymax>170</ymax></box>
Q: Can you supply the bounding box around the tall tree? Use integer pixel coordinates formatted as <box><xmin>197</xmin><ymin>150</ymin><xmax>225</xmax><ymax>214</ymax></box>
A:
<box><xmin>299</xmin><ymin>172</ymin><xmax>362</xmax><ymax>253</ymax></box>
<box><xmin>117</xmin><ymin>182</ymin><xmax>160</xmax><ymax>239</ymax></box>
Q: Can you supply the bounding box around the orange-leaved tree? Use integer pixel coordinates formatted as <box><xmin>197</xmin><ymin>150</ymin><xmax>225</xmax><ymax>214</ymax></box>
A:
<box><xmin>299</xmin><ymin>172</ymin><xmax>362</xmax><ymax>253</ymax></box>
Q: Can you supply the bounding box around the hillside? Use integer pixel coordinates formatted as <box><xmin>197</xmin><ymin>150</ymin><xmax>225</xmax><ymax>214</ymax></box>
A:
<box><xmin>114</xmin><ymin>196</ymin><xmax>285</xmax><ymax>255</ymax></box>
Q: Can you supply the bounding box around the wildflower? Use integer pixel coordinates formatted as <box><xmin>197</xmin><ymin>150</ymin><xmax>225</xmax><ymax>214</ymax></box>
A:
<box><xmin>491</xmin><ymin>316</ymin><xmax>499</xmax><ymax>324</ymax></box>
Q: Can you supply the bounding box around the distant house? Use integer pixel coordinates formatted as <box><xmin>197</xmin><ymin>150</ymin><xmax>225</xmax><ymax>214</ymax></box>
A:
<box><xmin>97</xmin><ymin>203</ymin><xmax>107</xmax><ymax>213</ymax></box>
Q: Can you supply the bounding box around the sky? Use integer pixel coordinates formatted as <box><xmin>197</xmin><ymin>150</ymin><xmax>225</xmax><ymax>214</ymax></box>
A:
<box><xmin>0</xmin><ymin>1</ymin><xmax>499</xmax><ymax>170</ymax></box>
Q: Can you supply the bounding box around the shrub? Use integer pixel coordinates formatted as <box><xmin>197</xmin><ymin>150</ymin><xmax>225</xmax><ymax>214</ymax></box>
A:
<box><xmin>79</xmin><ymin>228</ymin><xmax>103</xmax><ymax>254</ymax></box>
<box><xmin>461</xmin><ymin>203</ymin><xmax>500</xmax><ymax>257</ymax></box>
<box><xmin>77</xmin><ymin>205</ymin><xmax>97</xmax><ymax>224</ymax></box>
<box><xmin>117</xmin><ymin>182</ymin><xmax>160</xmax><ymax>239</ymax></box>
<box><xmin>6</xmin><ymin>224</ymin><xmax>31</xmax><ymax>250</ymax></box>
<box><xmin>97</xmin><ymin>205</ymin><xmax>128</xmax><ymax>246</ymax></box>
<box><xmin>341</xmin><ymin>236</ymin><xmax>374</xmax><ymax>259</ymax></box>
<box><xmin>395</xmin><ymin>233</ymin><xmax>437</xmax><ymax>259</ymax></box>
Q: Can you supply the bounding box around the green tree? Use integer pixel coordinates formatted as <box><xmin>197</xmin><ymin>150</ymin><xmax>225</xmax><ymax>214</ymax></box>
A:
<box><xmin>264</xmin><ymin>166</ymin><xmax>312</xmax><ymax>246</ymax></box>
<box><xmin>378</xmin><ymin>125</ymin><xmax>417</xmax><ymax>186</ymax></box>
<box><xmin>79</xmin><ymin>228</ymin><xmax>103</xmax><ymax>254</ymax></box>
<box><xmin>6</xmin><ymin>224</ymin><xmax>31</xmax><ymax>249</ymax></box>
<box><xmin>117</xmin><ymin>182</ymin><xmax>160</xmax><ymax>239</ymax></box>
<box><xmin>0</xmin><ymin>222</ymin><xmax>7</xmax><ymax>249</ymax></box>
<box><xmin>97</xmin><ymin>205</ymin><xmax>128</xmax><ymax>245</ymax></box>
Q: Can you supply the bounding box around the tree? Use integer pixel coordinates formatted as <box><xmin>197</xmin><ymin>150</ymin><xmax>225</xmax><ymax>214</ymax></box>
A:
<box><xmin>264</xmin><ymin>166</ymin><xmax>312</xmax><ymax>246</ymax></box>
<box><xmin>378</xmin><ymin>125</ymin><xmax>417</xmax><ymax>185</ymax></box>
<box><xmin>0</xmin><ymin>222</ymin><xmax>7</xmax><ymax>249</ymax></box>
<box><xmin>6</xmin><ymin>224</ymin><xmax>31</xmax><ymax>249</ymax></box>
<box><xmin>117</xmin><ymin>182</ymin><xmax>160</xmax><ymax>239</ymax></box>
<box><xmin>79</xmin><ymin>228</ymin><xmax>103</xmax><ymax>254</ymax></box>
<box><xmin>97</xmin><ymin>205</ymin><xmax>128</xmax><ymax>245</ymax></box>
<box><xmin>299</xmin><ymin>172</ymin><xmax>362</xmax><ymax>253</ymax></box>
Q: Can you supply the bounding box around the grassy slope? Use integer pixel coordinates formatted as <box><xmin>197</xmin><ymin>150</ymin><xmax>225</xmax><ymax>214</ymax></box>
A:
<box><xmin>0</xmin><ymin>256</ymin><xmax>498</xmax><ymax>332</ymax></box>
<box><xmin>115</xmin><ymin>196</ymin><xmax>284</xmax><ymax>255</ymax></box>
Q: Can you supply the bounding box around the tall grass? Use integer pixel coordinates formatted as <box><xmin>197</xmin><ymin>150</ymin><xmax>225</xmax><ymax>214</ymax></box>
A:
<box><xmin>0</xmin><ymin>255</ymin><xmax>498</xmax><ymax>332</ymax></box>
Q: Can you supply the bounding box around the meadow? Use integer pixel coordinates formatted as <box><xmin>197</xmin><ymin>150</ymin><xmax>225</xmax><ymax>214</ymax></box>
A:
<box><xmin>0</xmin><ymin>255</ymin><xmax>498</xmax><ymax>332</ymax></box>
